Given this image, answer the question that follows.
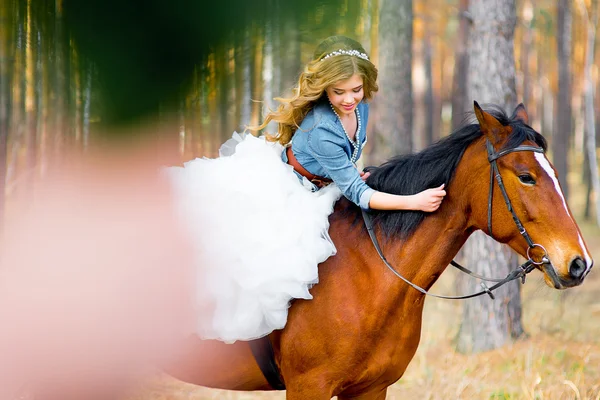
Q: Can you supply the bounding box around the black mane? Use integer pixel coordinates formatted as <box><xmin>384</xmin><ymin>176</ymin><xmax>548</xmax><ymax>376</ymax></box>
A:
<box><xmin>337</xmin><ymin>104</ymin><xmax>547</xmax><ymax>239</ymax></box>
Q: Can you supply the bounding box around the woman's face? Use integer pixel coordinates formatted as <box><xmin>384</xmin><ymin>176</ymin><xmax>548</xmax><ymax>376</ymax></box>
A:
<box><xmin>326</xmin><ymin>74</ymin><xmax>364</xmax><ymax>117</ymax></box>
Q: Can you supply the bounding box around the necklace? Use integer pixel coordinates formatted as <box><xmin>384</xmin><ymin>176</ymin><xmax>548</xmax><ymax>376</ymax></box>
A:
<box><xmin>329</xmin><ymin>102</ymin><xmax>362</xmax><ymax>164</ymax></box>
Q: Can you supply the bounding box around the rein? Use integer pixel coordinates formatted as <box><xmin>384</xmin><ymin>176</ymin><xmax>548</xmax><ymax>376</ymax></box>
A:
<box><xmin>362</xmin><ymin>139</ymin><xmax>549</xmax><ymax>300</ymax></box>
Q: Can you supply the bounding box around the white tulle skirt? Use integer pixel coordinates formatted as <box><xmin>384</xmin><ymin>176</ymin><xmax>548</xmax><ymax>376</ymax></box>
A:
<box><xmin>165</xmin><ymin>133</ymin><xmax>341</xmax><ymax>343</ymax></box>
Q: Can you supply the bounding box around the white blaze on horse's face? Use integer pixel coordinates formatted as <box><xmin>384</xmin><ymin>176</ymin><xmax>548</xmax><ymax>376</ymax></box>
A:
<box><xmin>533</xmin><ymin>152</ymin><xmax>594</xmax><ymax>275</ymax></box>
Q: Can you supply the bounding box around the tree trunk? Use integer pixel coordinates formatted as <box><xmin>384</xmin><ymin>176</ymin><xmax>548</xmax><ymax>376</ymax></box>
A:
<box><xmin>34</xmin><ymin>16</ymin><xmax>43</xmax><ymax>170</ymax></box>
<box><xmin>7</xmin><ymin>0</ymin><xmax>25</xmax><ymax>186</ymax></box>
<box><xmin>451</xmin><ymin>0</ymin><xmax>470</xmax><ymax>132</ymax></box>
<box><xmin>262</xmin><ymin>20</ymin><xmax>277</xmax><ymax>134</ymax></box>
<box><xmin>218</xmin><ymin>47</ymin><xmax>232</xmax><ymax>143</ymax></box>
<box><xmin>555</xmin><ymin>0</ymin><xmax>572</xmax><ymax>200</ymax></box>
<box><xmin>372</xmin><ymin>0</ymin><xmax>413</xmax><ymax>162</ymax></box>
<box><xmin>580</xmin><ymin>0</ymin><xmax>600</xmax><ymax>225</ymax></box>
<box><xmin>82</xmin><ymin>62</ymin><xmax>92</xmax><ymax>149</ymax></box>
<box><xmin>361</xmin><ymin>0</ymin><xmax>373</xmax><ymax>54</ymax></box>
<box><xmin>239</xmin><ymin>31</ymin><xmax>253</xmax><ymax>128</ymax></box>
<box><xmin>25</xmin><ymin>0</ymin><xmax>39</xmax><ymax>180</ymax></box>
<box><xmin>280</xmin><ymin>13</ymin><xmax>300</xmax><ymax>96</ymax></box>
<box><xmin>520</xmin><ymin>0</ymin><xmax>533</xmax><ymax>109</ymax></box>
<box><xmin>424</xmin><ymin>33</ymin><xmax>434</xmax><ymax>147</ymax></box>
<box><xmin>456</xmin><ymin>0</ymin><xmax>526</xmax><ymax>354</ymax></box>
<box><xmin>584</xmin><ymin>134</ymin><xmax>592</xmax><ymax>219</ymax></box>
<box><xmin>0</xmin><ymin>0</ymin><xmax>14</xmax><ymax>228</ymax></box>
<box><xmin>54</xmin><ymin>0</ymin><xmax>66</xmax><ymax>155</ymax></box>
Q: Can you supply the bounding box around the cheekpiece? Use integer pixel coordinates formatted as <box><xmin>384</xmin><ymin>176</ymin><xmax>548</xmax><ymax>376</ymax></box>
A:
<box><xmin>320</xmin><ymin>49</ymin><xmax>370</xmax><ymax>62</ymax></box>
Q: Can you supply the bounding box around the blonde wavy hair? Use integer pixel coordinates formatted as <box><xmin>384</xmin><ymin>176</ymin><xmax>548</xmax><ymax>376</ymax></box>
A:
<box><xmin>249</xmin><ymin>35</ymin><xmax>379</xmax><ymax>145</ymax></box>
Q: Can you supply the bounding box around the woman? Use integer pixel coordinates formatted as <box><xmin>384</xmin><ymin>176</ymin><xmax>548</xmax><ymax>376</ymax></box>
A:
<box><xmin>167</xmin><ymin>35</ymin><xmax>446</xmax><ymax>343</ymax></box>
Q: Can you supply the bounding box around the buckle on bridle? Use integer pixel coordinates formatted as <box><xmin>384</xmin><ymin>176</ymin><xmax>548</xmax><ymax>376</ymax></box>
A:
<box><xmin>527</xmin><ymin>243</ymin><xmax>549</xmax><ymax>266</ymax></box>
<box><xmin>480</xmin><ymin>282</ymin><xmax>495</xmax><ymax>300</ymax></box>
<box><xmin>518</xmin><ymin>260</ymin><xmax>537</xmax><ymax>284</ymax></box>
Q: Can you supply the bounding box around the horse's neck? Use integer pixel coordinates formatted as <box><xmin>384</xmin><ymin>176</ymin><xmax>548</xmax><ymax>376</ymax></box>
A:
<box><xmin>330</xmin><ymin>199</ymin><xmax>471</xmax><ymax>313</ymax></box>
<box><xmin>381</xmin><ymin>207</ymin><xmax>469</xmax><ymax>293</ymax></box>
<box><xmin>362</xmin><ymin>140</ymin><xmax>489</xmax><ymax>304</ymax></box>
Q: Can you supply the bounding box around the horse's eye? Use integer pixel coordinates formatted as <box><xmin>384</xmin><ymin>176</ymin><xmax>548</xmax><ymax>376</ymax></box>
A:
<box><xmin>519</xmin><ymin>174</ymin><xmax>536</xmax><ymax>185</ymax></box>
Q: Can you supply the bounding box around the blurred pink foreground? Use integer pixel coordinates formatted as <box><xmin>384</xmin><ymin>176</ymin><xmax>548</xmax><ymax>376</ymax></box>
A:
<box><xmin>0</xmin><ymin>131</ymin><xmax>198</xmax><ymax>399</ymax></box>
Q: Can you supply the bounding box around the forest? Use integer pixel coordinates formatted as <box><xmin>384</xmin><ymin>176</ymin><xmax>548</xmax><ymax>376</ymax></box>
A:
<box><xmin>0</xmin><ymin>0</ymin><xmax>599</xmax><ymax>399</ymax></box>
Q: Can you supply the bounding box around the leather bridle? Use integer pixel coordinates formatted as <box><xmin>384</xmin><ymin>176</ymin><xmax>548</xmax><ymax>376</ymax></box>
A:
<box><xmin>362</xmin><ymin>139</ymin><xmax>550</xmax><ymax>300</ymax></box>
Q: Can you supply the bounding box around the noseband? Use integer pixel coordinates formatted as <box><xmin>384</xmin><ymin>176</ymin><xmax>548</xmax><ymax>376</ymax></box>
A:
<box><xmin>363</xmin><ymin>139</ymin><xmax>549</xmax><ymax>300</ymax></box>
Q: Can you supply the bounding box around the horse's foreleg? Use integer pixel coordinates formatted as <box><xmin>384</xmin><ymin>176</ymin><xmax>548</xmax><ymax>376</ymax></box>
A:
<box><xmin>284</xmin><ymin>375</ymin><xmax>334</xmax><ymax>400</ymax></box>
<box><xmin>338</xmin><ymin>387</ymin><xmax>388</xmax><ymax>400</ymax></box>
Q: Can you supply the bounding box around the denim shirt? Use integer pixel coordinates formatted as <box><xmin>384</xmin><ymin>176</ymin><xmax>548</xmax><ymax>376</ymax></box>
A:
<box><xmin>281</xmin><ymin>99</ymin><xmax>375</xmax><ymax>209</ymax></box>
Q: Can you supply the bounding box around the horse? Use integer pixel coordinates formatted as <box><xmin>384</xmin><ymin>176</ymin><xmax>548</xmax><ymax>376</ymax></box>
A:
<box><xmin>163</xmin><ymin>102</ymin><xmax>594</xmax><ymax>399</ymax></box>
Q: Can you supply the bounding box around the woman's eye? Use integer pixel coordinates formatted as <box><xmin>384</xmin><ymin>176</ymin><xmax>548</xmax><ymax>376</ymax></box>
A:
<box><xmin>353</xmin><ymin>88</ymin><xmax>362</xmax><ymax>93</ymax></box>
<box><xmin>518</xmin><ymin>174</ymin><xmax>536</xmax><ymax>185</ymax></box>
<box><xmin>334</xmin><ymin>92</ymin><xmax>344</xmax><ymax>95</ymax></box>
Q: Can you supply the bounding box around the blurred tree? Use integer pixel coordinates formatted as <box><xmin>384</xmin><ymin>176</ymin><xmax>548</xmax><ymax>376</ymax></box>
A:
<box><xmin>372</xmin><ymin>0</ymin><xmax>413</xmax><ymax>162</ymax></box>
<box><xmin>455</xmin><ymin>0</ymin><xmax>526</xmax><ymax>354</ymax></box>
<box><xmin>0</xmin><ymin>0</ymin><xmax>14</xmax><ymax>226</ymax></box>
<box><xmin>279</xmin><ymin>13</ymin><xmax>301</xmax><ymax>94</ymax></box>
<box><xmin>520</xmin><ymin>0</ymin><xmax>534</xmax><ymax>109</ymax></box>
<box><xmin>423</xmin><ymin>27</ymin><xmax>435</xmax><ymax>147</ymax></box>
<box><xmin>451</xmin><ymin>0</ymin><xmax>469</xmax><ymax>132</ymax></box>
<box><xmin>25</xmin><ymin>0</ymin><xmax>37</xmax><ymax>179</ymax></box>
<box><xmin>579</xmin><ymin>0</ymin><xmax>599</xmax><ymax>226</ymax></box>
<box><xmin>234</xmin><ymin>32</ymin><xmax>253</xmax><ymax>132</ymax></box>
<box><xmin>54</xmin><ymin>0</ymin><xmax>68</xmax><ymax>153</ymax></box>
<box><xmin>555</xmin><ymin>0</ymin><xmax>572</xmax><ymax>200</ymax></box>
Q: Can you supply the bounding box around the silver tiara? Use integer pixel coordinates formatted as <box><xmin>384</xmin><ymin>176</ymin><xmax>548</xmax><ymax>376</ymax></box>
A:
<box><xmin>320</xmin><ymin>49</ymin><xmax>370</xmax><ymax>62</ymax></box>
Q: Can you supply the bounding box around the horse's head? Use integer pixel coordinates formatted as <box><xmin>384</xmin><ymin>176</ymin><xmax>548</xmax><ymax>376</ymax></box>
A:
<box><xmin>466</xmin><ymin>101</ymin><xmax>593</xmax><ymax>289</ymax></box>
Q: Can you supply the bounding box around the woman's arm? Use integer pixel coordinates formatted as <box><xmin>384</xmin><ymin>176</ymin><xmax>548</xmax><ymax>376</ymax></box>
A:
<box><xmin>308</xmin><ymin>127</ymin><xmax>446</xmax><ymax>212</ymax></box>
<box><xmin>368</xmin><ymin>184</ymin><xmax>446</xmax><ymax>212</ymax></box>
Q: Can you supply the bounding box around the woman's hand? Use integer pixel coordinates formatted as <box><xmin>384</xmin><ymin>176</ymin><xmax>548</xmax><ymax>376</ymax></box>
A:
<box><xmin>413</xmin><ymin>184</ymin><xmax>446</xmax><ymax>212</ymax></box>
<box><xmin>360</xmin><ymin>170</ymin><xmax>371</xmax><ymax>182</ymax></box>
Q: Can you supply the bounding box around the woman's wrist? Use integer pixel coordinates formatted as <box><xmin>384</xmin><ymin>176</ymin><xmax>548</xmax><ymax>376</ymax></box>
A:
<box><xmin>368</xmin><ymin>191</ymin><xmax>418</xmax><ymax>211</ymax></box>
<box><xmin>400</xmin><ymin>194</ymin><xmax>417</xmax><ymax>211</ymax></box>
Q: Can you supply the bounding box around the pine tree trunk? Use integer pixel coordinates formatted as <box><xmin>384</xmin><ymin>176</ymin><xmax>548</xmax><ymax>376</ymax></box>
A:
<box><xmin>262</xmin><ymin>20</ymin><xmax>276</xmax><ymax>134</ymax></box>
<box><xmin>280</xmin><ymin>13</ymin><xmax>300</xmax><ymax>95</ymax></box>
<box><xmin>0</xmin><ymin>0</ymin><xmax>14</xmax><ymax>228</ymax></box>
<box><xmin>581</xmin><ymin>0</ymin><xmax>600</xmax><ymax>225</ymax></box>
<box><xmin>424</xmin><ymin>33</ymin><xmax>434</xmax><ymax>147</ymax></box>
<box><xmin>82</xmin><ymin>62</ymin><xmax>92</xmax><ymax>149</ymax></box>
<box><xmin>240</xmin><ymin>31</ymin><xmax>253</xmax><ymax>127</ymax></box>
<box><xmin>25</xmin><ymin>0</ymin><xmax>38</xmax><ymax>180</ymax></box>
<box><xmin>34</xmin><ymin>18</ymin><xmax>43</xmax><ymax>169</ymax></box>
<box><xmin>373</xmin><ymin>0</ymin><xmax>413</xmax><ymax>162</ymax></box>
<box><xmin>54</xmin><ymin>0</ymin><xmax>66</xmax><ymax>155</ymax></box>
<box><xmin>361</xmin><ymin>0</ymin><xmax>373</xmax><ymax>54</ymax></box>
<box><xmin>555</xmin><ymin>0</ymin><xmax>572</xmax><ymax>200</ymax></box>
<box><xmin>584</xmin><ymin>135</ymin><xmax>592</xmax><ymax>219</ymax></box>
<box><xmin>451</xmin><ymin>0</ymin><xmax>469</xmax><ymax>132</ymax></box>
<box><xmin>455</xmin><ymin>0</ymin><xmax>526</xmax><ymax>354</ymax></box>
<box><xmin>520</xmin><ymin>0</ymin><xmax>533</xmax><ymax>109</ymax></box>
<box><xmin>218</xmin><ymin>48</ymin><xmax>232</xmax><ymax>142</ymax></box>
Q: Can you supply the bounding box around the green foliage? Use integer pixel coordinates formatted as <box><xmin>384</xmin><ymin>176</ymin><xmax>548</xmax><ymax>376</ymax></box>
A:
<box><xmin>61</xmin><ymin>0</ymin><xmax>345</xmax><ymax>127</ymax></box>
<box><xmin>531</xmin><ymin>8</ymin><xmax>554</xmax><ymax>35</ymax></box>
<box><xmin>489</xmin><ymin>389</ymin><xmax>516</xmax><ymax>399</ymax></box>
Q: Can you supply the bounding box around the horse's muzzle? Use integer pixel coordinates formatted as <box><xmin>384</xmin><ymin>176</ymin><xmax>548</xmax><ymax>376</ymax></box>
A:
<box><xmin>543</xmin><ymin>256</ymin><xmax>592</xmax><ymax>289</ymax></box>
<box><xmin>569</xmin><ymin>256</ymin><xmax>587</xmax><ymax>281</ymax></box>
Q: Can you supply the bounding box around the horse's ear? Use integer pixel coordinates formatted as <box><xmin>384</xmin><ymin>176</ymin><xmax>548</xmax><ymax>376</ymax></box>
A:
<box><xmin>473</xmin><ymin>101</ymin><xmax>508</xmax><ymax>143</ymax></box>
<box><xmin>511</xmin><ymin>103</ymin><xmax>529</xmax><ymax>125</ymax></box>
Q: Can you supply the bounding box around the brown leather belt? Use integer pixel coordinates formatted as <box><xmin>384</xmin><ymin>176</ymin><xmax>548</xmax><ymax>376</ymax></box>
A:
<box><xmin>286</xmin><ymin>147</ymin><xmax>332</xmax><ymax>188</ymax></box>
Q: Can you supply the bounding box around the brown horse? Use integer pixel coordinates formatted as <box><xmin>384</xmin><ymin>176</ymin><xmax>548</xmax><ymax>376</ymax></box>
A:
<box><xmin>164</xmin><ymin>102</ymin><xmax>593</xmax><ymax>399</ymax></box>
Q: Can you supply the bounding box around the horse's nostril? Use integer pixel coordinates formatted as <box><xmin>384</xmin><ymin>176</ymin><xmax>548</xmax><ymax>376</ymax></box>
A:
<box><xmin>569</xmin><ymin>257</ymin><xmax>587</xmax><ymax>280</ymax></box>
